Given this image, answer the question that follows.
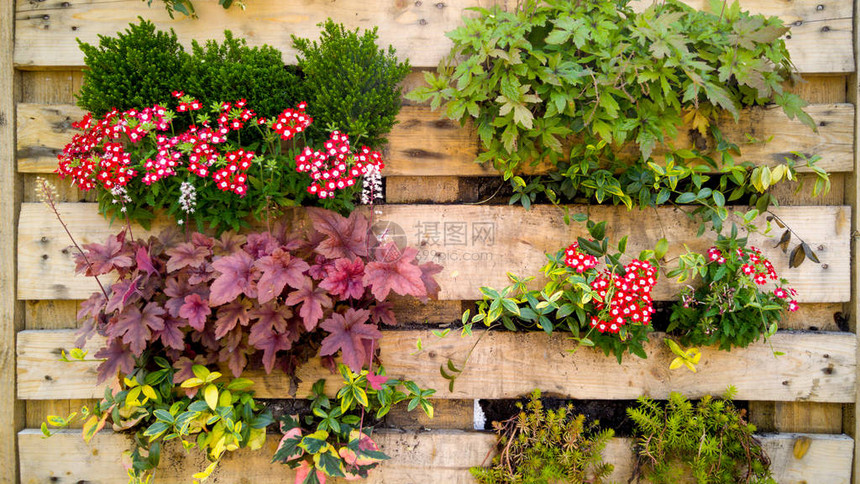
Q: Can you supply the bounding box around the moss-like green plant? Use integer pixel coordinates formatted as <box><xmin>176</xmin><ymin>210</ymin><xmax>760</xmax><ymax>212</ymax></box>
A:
<box><xmin>293</xmin><ymin>20</ymin><xmax>410</xmax><ymax>148</ymax></box>
<box><xmin>77</xmin><ymin>19</ymin><xmax>187</xmax><ymax>116</ymax></box>
<box><xmin>184</xmin><ymin>31</ymin><xmax>301</xmax><ymax>121</ymax></box>
<box><xmin>627</xmin><ymin>387</ymin><xmax>774</xmax><ymax>483</ymax></box>
<box><xmin>471</xmin><ymin>390</ymin><xmax>614</xmax><ymax>484</ymax></box>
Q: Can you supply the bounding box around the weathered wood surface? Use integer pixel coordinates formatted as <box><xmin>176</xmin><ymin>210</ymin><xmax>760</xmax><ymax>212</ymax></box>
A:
<box><xmin>386</xmin><ymin>104</ymin><xmax>854</xmax><ymax>176</ymax></box>
<box><xmin>17</xmin><ymin>203</ymin><xmax>851</xmax><ymax>302</ymax></box>
<box><xmin>16</xmin><ymin>103</ymin><xmax>855</xmax><ymax>175</ymax></box>
<box><xmin>17</xmin><ymin>429</ymin><xmax>854</xmax><ymax>484</ymax></box>
<box><xmin>17</xmin><ymin>329</ymin><xmax>855</xmax><ymax>402</ymax></box>
<box><xmin>2</xmin><ymin>0</ymin><xmax>22</xmax><ymax>482</ymax></box>
<box><xmin>13</xmin><ymin>0</ymin><xmax>852</xmax><ymax>73</ymax></box>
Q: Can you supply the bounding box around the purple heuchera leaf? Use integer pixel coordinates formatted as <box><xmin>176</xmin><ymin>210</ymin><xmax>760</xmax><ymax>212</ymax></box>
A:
<box><xmin>214</xmin><ymin>299</ymin><xmax>252</xmax><ymax>339</ymax></box>
<box><xmin>95</xmin><ymin>339</ymin><xmax>135</xmax><ymax>384</ymax></box>
<box><xmin>419</xmin><ymin>261</ymin><xmax>444</xmax><ymax>302</ymax></box>
<box><xmin>308</xmin><ymin>254</ymin><xmax>333</xmax><ymax>280</ymax></box>
<box><xmin>308</xmin><ymin>208</ymin><xmax>369</xmax><ymax>260</ymax></box>
<box><xmin>285</xmin><ymin>277</ymin><xmax>332</xmax><ymax>331</ymax></box>
<box><xmin>319</xmin><ymin>258</ymin><xmax>366</xmax><ymax>300</ymax></box>
<box><xmin>107</xmin><ymin>302</ymin><xmax>166</xmax><ymax>356</ymax></box>
<box><xmin>363</xmin><ymin>244</ymin><xmax>426</xmax><ymax>301</ymax></box>
<box><xmin>165</xmin><ymin>242</ymin><xmax>211</xmax><ymax>272</ymax></box>
<box><xmin>248</xmin><ymin>303</ymin><xmax>292</xmax><ymax>346</ymax></box>
<box><xmin>213</xmin><ymin>231</ymin><xmax>247</xmax><ymax>256</ymax></box>
<box><xmin>135</xmin><ymin>246</ymin><xmax>158</xmax><ymax>275</ymax></box>
<box><xmin>319</xmin><ymin>308</ymin><xmax>381</xmax><ymax>371</ymax></box>
<box><xmin>220</xmin><ymin>344</ymin><xmax>250</xmax><ymax>377</ymax></box>
<box><xmin>153</xmin><ymin>316</ymin><xmax>188</xmax><ymax>351</ymax></box>
<box><xmin>179</xmin><ymin>293</ymin><xmax>211</xmax><ymax>331</ymax></box>
<box><xmin>255</xmin><ymin>249</ymin><xmax>310</xmax><ymax>304</ymax></box>
<box><xmin>369</xmin><ymin>301</ymin><xmax>397</xmax><ymax>326</ymax></box>
<box><xmin>76</xmin><ymin>231</ymin><xmax>133</xmax><ymax>276</ymax></box>
<box><xmin>210</xmin><ymin>251</ymin><xmax>257</xmax><ymax>306</ymax></box>
<box><xmin>244</xmin><ymin>232</ymin><xmax>280</xmax><ymax>259</ymax></box>
<box><xmin>254</xmin><ymin>331</ymin><xmax>293</xmax><ymax>374</ymax></box>
<box><xmin>104</xmin><ymin>276</ymin><xmax>142</xmax><ymax>314</ymax></box>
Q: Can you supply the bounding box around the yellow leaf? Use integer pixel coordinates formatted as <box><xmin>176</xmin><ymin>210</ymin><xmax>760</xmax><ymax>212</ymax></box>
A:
<box><xmin>683</xmin><ymin>360</ymin><xmax>698</xmax><ymax>373</ymax></box>
<box><xmin>206</xmin><ymin>371</ymin><xmax>222</xmax><ymax>383</ymax></box>
<box><xmin>793</xmin><ymin>436</ymin><xmax>811</xmax><ymax>459</ymax></box>
<box><xmin>204</xmin><ymin>384</ymin><xmax>219</xmax><ymax>411</ymax></box>
<box><xmin>192</xmin><ymin>461</ymin><xmax>219</xmax><ymax>481</ymax></box>
<box><xmin>181</xmin><ymin>377</ymin><xmax>205</xmax><ymax>389</ymax></box>
<box><xmin>141</xmin><ymin>385</ymin><xmax>158</xmax><ymax>401</ymax></box>
<box><xmin>219</xmin><ymin>390</ymin><xmax>232</xmax><ymax>408</ymax></box>
<box><xmin>247</xmin><ymin>427</ymin><xmax>266</xmax><ymax>451</ymax></box>
<box><xmin>669</xmin><ymin>357</ymin><xmax>685</xmax><ymax>370</ymax></box>
<box><xmin>687</xmin><ymin>348</ymin><xmax>702</xmax><ymax>364</ymax></box>
<box><xmin>192</xmin><ymin>365</ymin><xmax>210</xmax><ymax>381</ymax></box>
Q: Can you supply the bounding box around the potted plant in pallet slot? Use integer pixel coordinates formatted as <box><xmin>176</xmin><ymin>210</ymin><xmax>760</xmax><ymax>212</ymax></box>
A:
<box><xmin>38</xmin><ymin>19</ymin><xmax>442</xmax><ymax>484</ymax></box>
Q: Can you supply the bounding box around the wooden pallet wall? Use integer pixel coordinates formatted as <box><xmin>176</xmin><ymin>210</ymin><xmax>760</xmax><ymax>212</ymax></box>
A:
<box><xmin>6</xmin><ymin>1</ymin><xmax>859</xmax><ymax>483</ymax></box>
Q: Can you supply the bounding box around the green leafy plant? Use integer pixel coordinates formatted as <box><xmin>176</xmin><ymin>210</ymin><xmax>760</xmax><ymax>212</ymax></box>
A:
<box><xmin>627</xmin><ymin>387</ymin><xmax>774</xmax><ymax>483</ymax></box>
<box><xmin>184</xmin><ymin>31</ymin><xmax>302</xmax><ymax>123</ymax></box>
<box><xmin>470</xmin><ymin>389</ymin><xmax>614</xmax><ymax>484</ymax></box>
<box><xmin>77</xmin><ymin>20</ymin><xmax>300</xmax><ymax>122</ymax></box>
<box><xmin>273</xmin><ymin>364</ymin><xmax>435</xmax><ymax>483</ymax></box>
<box><xmin>146</xmin><ymin>0</ymin><xmax>244</xmax><ymax>19</ymax></box>
<box><xmin>43</xmin><ymin>361</ymin><xmax>273</xmax><ymax>483</ymax></box>
<box><xmin>77</xmin><ymin>19</ymin><xmax>188</xmax><ymax>116</ymax></box>
<box><xmin>408</xmin><ymin>0</ymin><xmax>826</xmax><ymax>235</ymax></box>
<box><xmin>458</xmin><ymin>217</ymin><xmax>664</xmax><ymax>364</ymax></box>
<box><xmin>293</xmin><ymin>20</ymin><xmax>411</xmax><ymax>148</ymax></box>
<box><xmin>667</xmin><ymin>226</ymin><xmax>798</xmax><ymax>351</ymax></box>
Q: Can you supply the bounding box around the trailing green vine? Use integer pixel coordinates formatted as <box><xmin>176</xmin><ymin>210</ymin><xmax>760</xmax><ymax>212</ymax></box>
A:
<box><xmin>408</xmin><ymin>0</ymin><xmax>828</xmax><ymax>236</ymax></box>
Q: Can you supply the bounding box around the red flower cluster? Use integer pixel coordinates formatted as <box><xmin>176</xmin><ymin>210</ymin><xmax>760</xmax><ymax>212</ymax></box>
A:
<box><xmin>270</xmin><ymin>102</ymin><xmax>312</xmax><ymax>140</ymax></box>
<box><xmin>563</xmin><ymin>242</ymin><xmax>598</xmax><ymax>273</ymax></box>
<box><xmin>589</xmin><ymin>260</ymin><xmax>657</xmax><ymax>334</ymax></box>
<box><xmin>707</xmin><ymin>245</ymin><xmax>798</xmax><ymax>312</ymax></box>
<box><xmin>56</xmin><ymin>94</ymin><xmax>309</xmax><ymax>198</ymax></box>
<box><xmin>295</xmin><ymin>131</ymin><xmax>385</xmax><ymax>199</ymax></box>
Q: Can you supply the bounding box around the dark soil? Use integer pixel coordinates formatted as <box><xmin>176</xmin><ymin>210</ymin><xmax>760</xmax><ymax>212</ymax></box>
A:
<box><xmin>479</xmin><ymin>397</ymin><xmax>749</xmax><ymax>437</ymax></box>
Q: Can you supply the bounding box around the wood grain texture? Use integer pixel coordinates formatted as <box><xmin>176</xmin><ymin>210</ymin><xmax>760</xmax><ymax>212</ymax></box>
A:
<box><xmin>17</xmin><ymin>329</ymin><xmax>856</xmax><ymax>402</ymax></box>
<box><xmin>13</xmin><ymin>0</ymin><xmax>852</xmax><ymax>73</ymax></box>
<box><xmin>17</xmin><ymin>103</ymin><xmax>854</xmax><ymax>175</ymax></box>
<box><xmin>1</xmin><ymin>0</ymin><xmax>22</xmax><ymax>482</ymax></box>
<box><xmin>16</xmin><ymin>203</ymin><xmax>851</xmax><ymax>302</ymax></box>
<box><xmin>385</xmin><ymin>104</ymin><xmax>855</xmax><ymax>176</ymax></box>
<box><xmin>17</xmin><ymin>429</ymin><xmax>854</xmax><ymax>484</ymax></box>
<box><xmin>13</xmin><ymin>0</ymin><xmax>494</xmax><ymax>69</ymax></box>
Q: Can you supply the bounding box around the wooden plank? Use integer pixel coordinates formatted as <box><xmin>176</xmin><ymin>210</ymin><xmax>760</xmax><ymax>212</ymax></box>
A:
<box><xmin>14</xmin><ymin>0</ymin><xmax>495</xmax><ymax>70</ymax></box>
<box><xmin>16</xmin><ymin>203</ymin><xmax>851</xmax><ymax>302</ymax></box>
<box><xmin>386</xmin><ymin>176</ymin><xmax>461</xmax><ymax>204</ymax></box>
<box><xmin>774</xmin><ymin>402</ymin><xmax>843</xmax><ymax>433</ymax></box>
<box><xmin>1</xmin><ymin>0</ymin><xmax>22</xmax><ymax>482</ymax></box>
<box><xmin>17</xmin><ymin>329</ymin><xmax>855</xmax><ymax>402</ymax></box>
<box><xmin>385</xmin><ymin>104</ymin><xmax>854</xmax><ymax>176</ymax></box>
<box><xmin>17</xmin><ymin>103</ymin><xmax>855</xmax><ymax>175</ymax></box>
<box><xmin>13</xmin><ymin>0</ymin><xmax>851</xmax><ymax>73</ymax></box>
<box><xmin>17</xmin><ymin>429</ymin><xmax>853</xmax><ymax>484</ymax></box>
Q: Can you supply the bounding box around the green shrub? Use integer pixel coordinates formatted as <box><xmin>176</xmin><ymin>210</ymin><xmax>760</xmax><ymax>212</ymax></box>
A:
<box><xmin>184</xmin><ymin>30</ymin><xmax>301</xmax><ymax>121</ymax></box>
<box><xmin>76</xmin><ymin>18</ymin><xmax>187</xmax><ymax>115</ymax></box>
<box><xmin>293</xmin><ymin>20</ymin><xmax>410</xmax><ymax>148</ymax></box>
